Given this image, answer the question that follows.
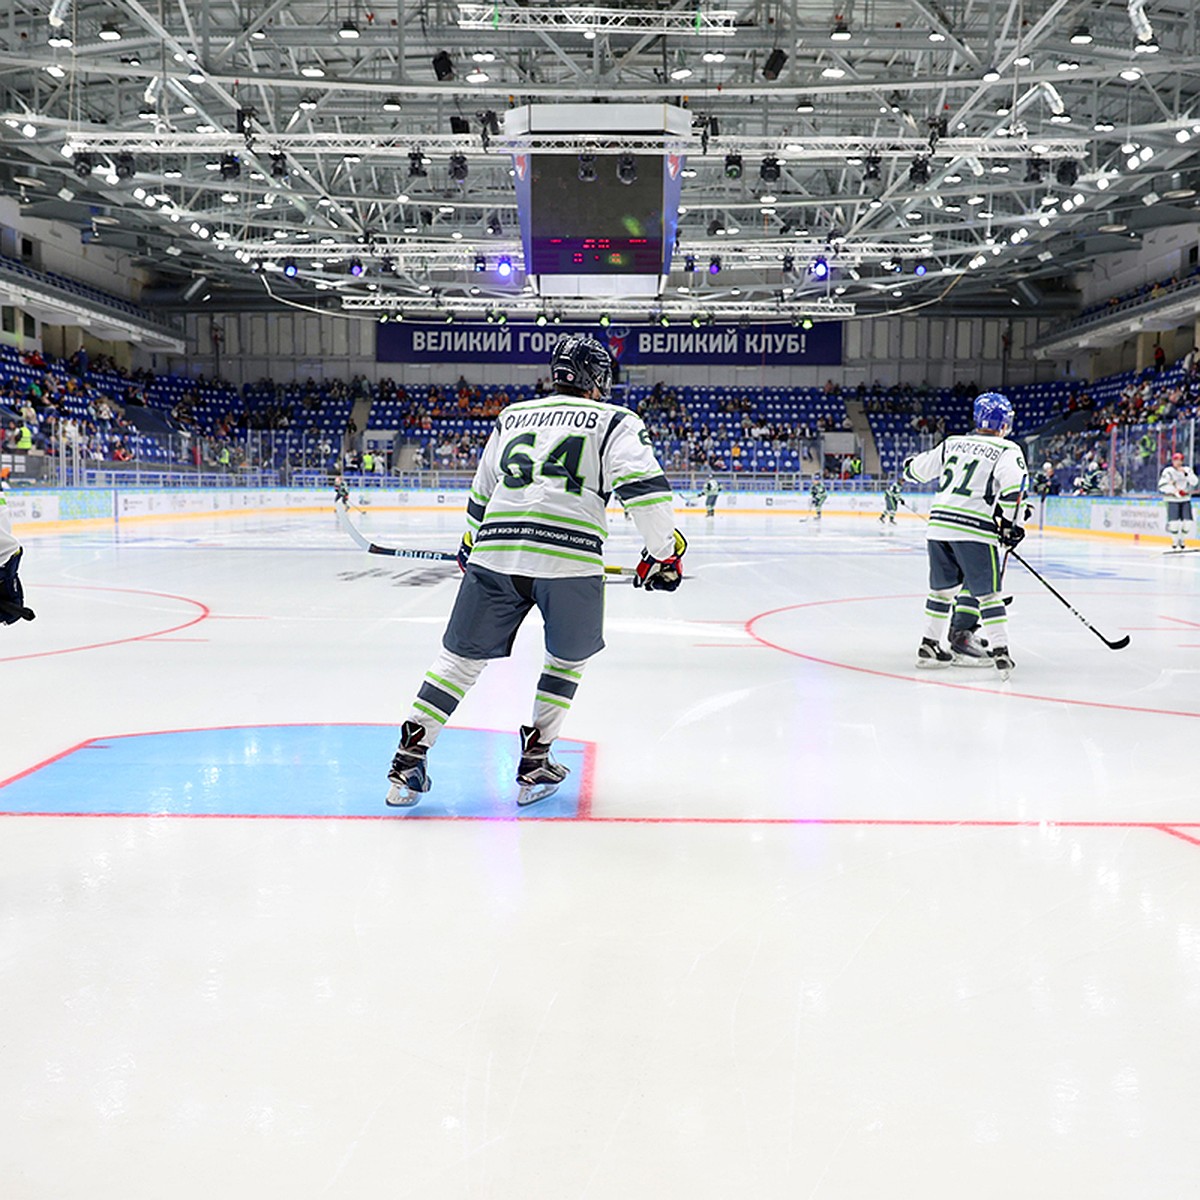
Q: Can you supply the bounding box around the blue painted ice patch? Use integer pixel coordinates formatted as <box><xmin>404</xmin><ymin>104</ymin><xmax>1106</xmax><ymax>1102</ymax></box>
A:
<box><xmin>0</xmin><ymin>726</ymin><xmax>586</xmax><ymax>819</ymax></box>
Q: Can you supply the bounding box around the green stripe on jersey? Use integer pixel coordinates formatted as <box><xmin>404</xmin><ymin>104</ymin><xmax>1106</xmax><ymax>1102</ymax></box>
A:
<box><xmin>624</xmin><ymin>494</ymin><xmax>673</xmax><ymax>509</ymax></box>
<box><xmin>484</xmin><ymin>509</ymin><xmax>606</xmax><ymax>535</ymax></box>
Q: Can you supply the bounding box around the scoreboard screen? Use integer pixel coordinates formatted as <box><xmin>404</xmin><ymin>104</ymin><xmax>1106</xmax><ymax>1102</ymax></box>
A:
<box><xmin>528</xmin><ymin>154</ymin><xmax>665</xmax><ymax>276</ymax></box>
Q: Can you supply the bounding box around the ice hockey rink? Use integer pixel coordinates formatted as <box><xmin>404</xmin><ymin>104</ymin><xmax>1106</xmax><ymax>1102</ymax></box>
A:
<box><xmin>3</xmin><ymin>503</ymin><xmax>1199</xmax><ymax>1199</ymax></box>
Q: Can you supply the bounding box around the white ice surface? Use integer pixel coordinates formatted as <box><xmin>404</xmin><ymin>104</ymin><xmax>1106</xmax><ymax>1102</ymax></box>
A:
<box><xmin>2</xmin><ymin>508</ymin><xmax>1199</xmax><ymax>1199</ymax></box>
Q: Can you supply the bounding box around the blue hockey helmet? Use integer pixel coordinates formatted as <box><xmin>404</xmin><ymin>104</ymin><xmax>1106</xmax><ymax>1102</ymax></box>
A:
<box><xmin>550</xmin><ymin>333</ymin><xmax>613</xmax><ymax>397</ymax></box>
<box><xmin>973</xmin><ymin>391</ymin><xmax>1014</xmax><ymax>433</ymax></box>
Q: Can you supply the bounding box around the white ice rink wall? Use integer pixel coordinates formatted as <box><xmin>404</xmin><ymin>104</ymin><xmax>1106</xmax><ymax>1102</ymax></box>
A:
<box><xmin>4</xmin><ymin>487</ymin><xmax>1177</xmax><ymax>545</ymax></box>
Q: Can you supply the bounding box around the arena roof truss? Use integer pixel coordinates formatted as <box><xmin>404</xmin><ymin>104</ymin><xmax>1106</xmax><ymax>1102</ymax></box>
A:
<box><xmin>0</xmin><ymin>0</ymin><xmax>1194</xmax><ymax>324</ymax></box>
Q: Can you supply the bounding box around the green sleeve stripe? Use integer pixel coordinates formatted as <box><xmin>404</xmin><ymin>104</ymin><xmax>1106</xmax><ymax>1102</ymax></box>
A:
<box><xmin>470</xmin><ymin>488</ymin><xmax>490</xmax><ymax>504</ymax></box>
<box><xmin>484</xmin><ymin>509</ymin><xmax>606</xmax><ymax>535</ymax></box>
<box><xmin>412</xmin><ymin>701</ymin><xmax>448</xmax><ymax>725</ymax></box>
<box><xmin>612</xmin><ymin>469</ymin><xmax>660</xmax><ymax>486</ymax></box>
<box><xmin>625</xmin><ymin>494</ymin><xmax>673</xmax><ymax>509</ymax></box>
<box><xmin>471</xmin><ymin>543</ymin><xmax>603</xmax><ymax>565</ymax></box>
<box><xmin>425</xmin><ymin>672</ymin><xmax>465</xmax><ymax>699</ymax></box>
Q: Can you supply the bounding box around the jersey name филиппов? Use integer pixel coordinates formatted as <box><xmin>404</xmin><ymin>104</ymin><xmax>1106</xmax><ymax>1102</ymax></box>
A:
<box><xmin>903</xmin><ymin>434</ymin><xmax>1027</xmax><ymax>544</ymax></box>
<box><xmin>465</xmin><ymin>393</ymin><xmax>677</xmax><ymax>578</ymax></box>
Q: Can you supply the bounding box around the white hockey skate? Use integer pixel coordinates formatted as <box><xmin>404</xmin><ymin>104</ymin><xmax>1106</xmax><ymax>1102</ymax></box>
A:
<box><xmin>385</xmin><ymin>720</ymin><xmax>431</xmax><ymax>807</ymax></box>
<box><xmin>516</xmin><ymin>725</ymin><xmax>569</xmax><ymax>806</ymax></box>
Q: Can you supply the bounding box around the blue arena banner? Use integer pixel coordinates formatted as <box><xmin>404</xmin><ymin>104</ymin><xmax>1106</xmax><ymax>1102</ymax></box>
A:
<box><xmin>377</xmin><ymin>321</ymin><xmax>842</xmax><ymax>367</ymax></box>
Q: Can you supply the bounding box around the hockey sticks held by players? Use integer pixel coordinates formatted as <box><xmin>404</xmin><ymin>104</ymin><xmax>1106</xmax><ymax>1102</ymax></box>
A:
<box><xmin>336</xmin><ymin>506</ymin><xmax>637</xmax><ymax>575</ymax></box>
<box><xmin>1008</xmin><ymin>549</ymin><xmax>1130</xmax><ymax>650</ymax></box>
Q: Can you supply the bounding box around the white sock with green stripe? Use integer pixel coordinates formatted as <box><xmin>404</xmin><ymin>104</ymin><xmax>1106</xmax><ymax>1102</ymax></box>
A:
<box><xmin>531</xmin><ymin>655</ymin><xmax>588</xmax><ymax>744</ymax></box>
<box><xmin>923</xmin><ymin>588</ymin><xmax>956</xmax><ymax>644</ymax></box>
<box><xmin>406</xmin><ymin>648</ymin><xmax>488</xmax><ymax>747</ymax></box>
<box><xmin>977</xmin><ymin>591</ymin><xmax>1008</xmax><ymax>648</ymax></box>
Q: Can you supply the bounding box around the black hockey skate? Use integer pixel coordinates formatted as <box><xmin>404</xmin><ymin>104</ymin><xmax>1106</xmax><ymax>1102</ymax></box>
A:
<box><xmin>988</xmin><ymin>646</ymin><xmax>1015</xmax><ymax>680</ymax></box>
<box><xmin>916</xmin><ymin>638</ymin><xmax>953</xmax><ymax>668</ymax></box>
<box><xmin>516</xmin><ymin>725</ymin><xmax>569</xmax><ymax>807</ymax></box>
<box><xmin>949</xmin><ymin>628</ymin><xmax>992</xmax><ymax>668</ymax></box>
<box><xmin>385</xmin><ymin>720</ymin><xmax>431</xmax><ymax>807</ymax></box>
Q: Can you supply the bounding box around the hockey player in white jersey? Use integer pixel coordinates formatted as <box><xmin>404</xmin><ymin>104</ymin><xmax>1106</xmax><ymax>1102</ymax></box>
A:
<box><xmin>902</xmin><ymin>392</ymin><xmax>1027</xmax><ymax>675</ymax></box>
<box><xmin>385</xmin><ymin>333</ymin><xmax>686</xmax><ymax>808</ymax></box>
<box><xmin>1158</xmin><ymin>451</ymin><xmax>1198</xmax><ymax>551</ymax></box>
<box><xmin>0</xmin><ymin>489</ymin><xmax>34</xmax><ymax>626</ymax></box>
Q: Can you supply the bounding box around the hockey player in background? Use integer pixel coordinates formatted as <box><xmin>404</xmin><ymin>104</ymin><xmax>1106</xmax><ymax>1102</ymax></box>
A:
<box><xmin>1158</xmin><ymin>450</ymin><xmax>1198</xmax><ymax>551</ymax></box>
<box><xmin>701</xmin><ymin>476</ymin><xmax>721</xmax><ymax>518</ymax></box>
<box><xmin>809</xmin><ymin>476</ymin><xmax>828</xmax><ymax>520</ymax></box>
<box><xmin>0</xmin><ymin>487</ymin><xmax>34</xmax><ymax>626</ymax></box>
<box><xmin>880</xmin><ymin>480</ymin><xmax>902</xmax><ymax>526</ymax></box>
<box><xmin>902</xmin><ymin>392</ymin><xmax>1027</xmax><ymax>676</ymax></box>
<box><xmin>384</xmin><ymin>333</ymin><xmax>686</xmax><ymax>808</ymax></box>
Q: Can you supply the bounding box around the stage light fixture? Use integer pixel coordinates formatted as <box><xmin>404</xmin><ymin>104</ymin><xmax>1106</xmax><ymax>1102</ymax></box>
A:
<box><xmin>811</xmin><ymin>257</ymin><xmax>829</xmax><ymax>279</ymax></box>
<box><xmin>578</xmin><ymin>153</ymin><xmax>597</xmax><ymax>183</ymax></box>
<box><xmin>114</xmin><ymin>153</ymin><xmax>135</xmax><ymax>180</ymax></box>
<box><xmin>349</xmin><ymin>259</ymin><xmax>364</xmax><ymax>276</ymax></box>
<box><xmin>760</xmin><ymin>156</ymin><xmax>781</xmax><ymax>183</ymax></box>
<box><xmin>473</xmin><ymin>254</ymin><xmax>486</xmax><ymax>272</ymax></box>
<box><xmin>1055</xmin><ymin>159</ymin><xmax>1080</xmax><ymax>186</ymax></box>
<box><xmin>536</xmin><ymin>312</ymin><xmax>548</xmax><ymax>326</ymax></box>
<box><xmin>684</xmin><ymin>255</ymin><xmax>696</xmax><ymax>273</ymax></box>
<box><xmin>269</xmin><ymin>152</ymin><xmax>288</xmax><ymax>179</ymax></box>
<box><xmin>908</xmin><ymin>156</ymin><xmax>930</xmax><ymax>185</ymax></box>
<box><xmin>408</xmin><ymin>151</ymin><xmax>427</xmax><ymax>177</ymax></box>
<box><xmin>914</xmin><ymin>261</ymin><xmax>927</xmax><ymax>276</ymax></box>
<box><xmin>864</xmin><ymin>154</ymin><xmax>882</xmax><ymax>182</ymax></box>
<box><xmin>763</xmin><ymin>48</ymin><xmax>788</xmax><ymax>80</ymax></box>
<box><xmin>724</xmin><ymin>154</ymin><xmax>743</xmax><ymax>180</ymax></box>
<box><xmin>450</xmin><ymin>116</ymin><xmax>471</xmax><ymax>135</ymax></box>
<box><xmin>617</xmin><ymin>155</ymin><xmax>637</xmax><ymax>185</ymax></box>
<box><xmin>73</xmin><ymin>153</ymin><xmax>95</xmax><ymax>179</ymax></box>
<box><xmin>801</xmin><ymin>318</ymin><xmax>815</xmax><ymax>330</ymax></box>
<box><xmin>283</xmin><ymin>258</ymin><xmax>298</xmax><ymax>277</ymax></box>
<box><xmin>449</xmin><ymin>153</ymin><xmax>468</xmax><ymax>182</ymax></box>
<box><xmin>708</xmin><ymin>256</ymin><xmax>721</xmax><ymax>275</ymax></box>
<box><xmin>599</xmin><ymin>313</ymin><xmax>611</xmax><ymax>327</ymax></box>
<box><xmin>782</xmin><ymin>254</ymin><xmax>795</xmax><ymax>273</ymax></box>
<box><xmin>432</xmin><ymin>51</ymin><xmax>454</xmax><ymax>80</ymax></box>
<box><xmin>219</xmin><ymin>154</ymin><xmax>241</xmax><ymax>181</ymax></box>
<box><xmin>497</xmin><ymin>256</ymin><xmax>513</xmax><ymax>278</ymax></box>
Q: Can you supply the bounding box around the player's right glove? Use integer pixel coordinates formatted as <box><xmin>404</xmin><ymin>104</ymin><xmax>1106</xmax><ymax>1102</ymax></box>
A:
<box><xmin>997</xmin><ymin>519</ymin><xmax>1025</xmax><ymax>548</ymax></box>
<box><xmin>0</xmin><ymin>548</ymin><xmax>35</xmax><ymax>625</ymax></box>
<box><xmin>633</xmin><ymin>528</ymin><xmax>687</xmax><ymax>592</ymax></box>
<box><xmin>456</xmin><ymin>531</ymin><xmax>473</xmax><ymax>572</ymax></box>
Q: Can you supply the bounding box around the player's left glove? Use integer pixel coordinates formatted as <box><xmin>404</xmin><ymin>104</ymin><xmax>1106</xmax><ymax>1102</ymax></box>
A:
<box><xmin>456</xmin><ymin>531</ymin><xmax>473</xmax><ymax>572</ymax></box>
<box><xmin>997</xmin><ymin>520</ymin><xmax>1025</xmax><ymax>548</ymax></box>
<box><xmin>634</xmin><ymin>528</ymin><xmax>688</xmax><ymax>592</ymax></box>
<box><xmin>0</xmin><ymin>548</ymin><xmax>34</xmax><ymax>625</ymax></box>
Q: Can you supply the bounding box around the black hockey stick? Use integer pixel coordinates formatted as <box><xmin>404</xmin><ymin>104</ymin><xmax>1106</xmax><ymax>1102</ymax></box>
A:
<box><xmin>336</xmin><ymin>507</ymin><xmax>636</xmax><ymax>575</ymax></box>
<box><xmin>1008</xmin><ymin>549</ymin><xmax>1130</xmax><ymax>650</ymax></box>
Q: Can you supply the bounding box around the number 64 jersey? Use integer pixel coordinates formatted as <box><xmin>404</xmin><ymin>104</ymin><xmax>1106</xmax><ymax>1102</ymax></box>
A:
<box><xmin>902</xmin><ymin>433</ymin><xmax>1028</xmax><ymax>545</ymax></box>
<box><xmin>465</xmin><ymin>392</ymin><xmax>678</xmax><ymax>578</ymax></box>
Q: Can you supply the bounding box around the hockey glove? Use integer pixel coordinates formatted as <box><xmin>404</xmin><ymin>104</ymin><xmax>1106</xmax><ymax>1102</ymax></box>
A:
<box><xmin>997</xmin><ymin>520</ymin><xmax>1025</xmax><ymax>548</ymax></box>
<box><xmin>634</xmin><ymin>528</ymin><xmax>688</xmax><ymax>592</ymax></box>
<box><xmin>456</xmin><ymin>531</ymin><xmax>473</xmax><ymax>573</ymax></box>
<box><xmin>0</xmin><ymin>548</ymin><xmax>34</xmax><ymax>625</ymax></box>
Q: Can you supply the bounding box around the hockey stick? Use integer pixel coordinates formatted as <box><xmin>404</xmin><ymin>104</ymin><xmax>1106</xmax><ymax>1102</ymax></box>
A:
<box><xmin>1008</xmin><ymin>549</ymin><xmax>1130</xmax><ymax>650</ymax></box>
<box><xmin>336</xmin><ymin>507</ymin><xmax>636</xmax><ymax>575</ymax></box>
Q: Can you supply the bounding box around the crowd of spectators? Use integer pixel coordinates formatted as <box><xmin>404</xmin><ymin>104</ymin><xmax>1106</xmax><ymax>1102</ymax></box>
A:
<box><xmin>1075</xmin><ymin>265</ymin><xmax>1200</xmax><ymax>323</ymax></box>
